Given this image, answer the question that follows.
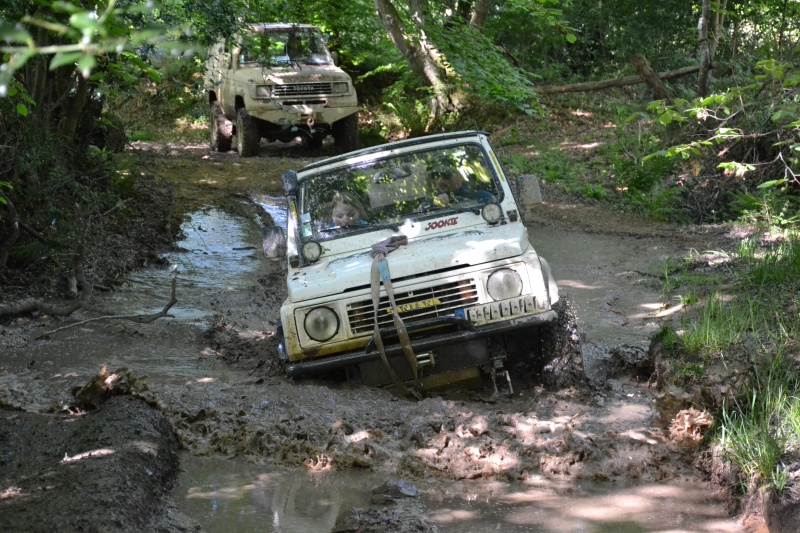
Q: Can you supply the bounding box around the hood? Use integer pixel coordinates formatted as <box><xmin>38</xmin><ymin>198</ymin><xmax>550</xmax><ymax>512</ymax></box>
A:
<box><xmin>287</xmin><ymin>223</ymin><xmax>530</xmax><ymax>303</ymax></box>
<box><xmin>238</xmin><ymin>65</ymin><xmax>352</xmax><ymax>84</ymax></box>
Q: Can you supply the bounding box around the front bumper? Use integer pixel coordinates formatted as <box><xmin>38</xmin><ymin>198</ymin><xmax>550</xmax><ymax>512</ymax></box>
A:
<box><xmin>285</xmin><ymin>308</ymin><xmax>557</xmax><ymax>378</ymax></box>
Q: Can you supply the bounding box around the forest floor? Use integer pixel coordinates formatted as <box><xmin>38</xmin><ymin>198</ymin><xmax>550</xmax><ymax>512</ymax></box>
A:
<box><xmin>0</xmin><ymin>125</ymin><xmax>770</xmax><ymax>532</ymax></box>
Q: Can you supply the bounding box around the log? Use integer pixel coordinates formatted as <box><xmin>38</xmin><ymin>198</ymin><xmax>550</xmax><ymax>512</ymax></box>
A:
<box><xmin>534</xmin><ymin>63</ymin><xmax>710</xmax><ymax>95</ymax></box>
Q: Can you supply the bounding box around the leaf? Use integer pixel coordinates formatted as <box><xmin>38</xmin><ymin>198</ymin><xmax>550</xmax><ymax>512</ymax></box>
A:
<box><xmin>0</xmin><ymin>22</ymin><xmax>32</xmax><ymax>44</ymax></box>
<box><xmin>565</xmin><ymin>33</ymin><xmax>577</xmax><ymax>44</ymax></box>
<box><xmin>16</xmin><ymin>103</ymin><xmax>27</xmax><ymax>116</ymax></box>
<box><xmin>757</xmin><ymin>179</ymin><xmax>787</xmax><ymax>189</ymax></box>
<box><xmin>49</xmin><ymin>51</ymin><xmax>83</xmax><ymax>70</ymax></box>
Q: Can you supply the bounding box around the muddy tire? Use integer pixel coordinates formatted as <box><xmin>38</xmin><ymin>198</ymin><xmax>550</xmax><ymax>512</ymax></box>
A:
<box><xmin>236</xmin><ymin>108</ymin><xmax>260</xmax><ymax>157</ymax></box>
<box><xmin>332</xmin><ymin>113</ymin><xmax>359</xmax><ymax>154</ymax></box>
<box><xmin>306</xmin><ymin>131</ymin><xmax>325</xmax><ymax>150</ymax></box>
<box><xmin>504</xmin><ymin>298</ymin><xmax>585</xmax><ymax>389</ymax></box>
<box><xmin>539</xmin><ymin>298</ymin><xmax>585</xmax><ymax>388</ymax></box>
<box><xmin>210</xmin><ymin>102</ymin><xmax>233</xmax><ymax>152</ymax></box>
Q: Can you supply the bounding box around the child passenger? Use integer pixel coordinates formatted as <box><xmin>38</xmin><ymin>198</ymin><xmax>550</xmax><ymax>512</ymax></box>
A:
<box><xmin>328</xmin><ymin>191</ymin><xmax>367</xmax><ymax>227</ymax></box>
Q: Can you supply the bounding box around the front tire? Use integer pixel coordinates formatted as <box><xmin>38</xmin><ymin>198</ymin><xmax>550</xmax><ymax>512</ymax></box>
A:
<box><xmin>504</xmin><ymin>299</ymin><xmax>585</xmax><ymax>389</ymax></box>
<box><xmin>210</xmin><ymin>102</ymin><xmax>232</xmax><ymax>152</ymax></box>
<box><xmin>236</xmin><ymin>108</ymin><xmax>260</xmax><ymax>157</ymax></box>
<box><xmin>332</xmin><ymin>113</ymin><xmax>359</xmax><ymax>154</ymax></box>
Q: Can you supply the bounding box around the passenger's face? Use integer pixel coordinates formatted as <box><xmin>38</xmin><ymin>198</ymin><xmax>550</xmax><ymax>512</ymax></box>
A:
<box><xmin>332</xmin><ymin>203</ymin><xmax>359</xmax><ymax>226</ymax></box>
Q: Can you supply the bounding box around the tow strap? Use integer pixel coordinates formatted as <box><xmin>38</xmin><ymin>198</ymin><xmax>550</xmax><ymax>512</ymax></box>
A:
<box><xmin>370</xmin><ymin>235</ymin><xmax>420</xmax><ymax>397</ymax></box>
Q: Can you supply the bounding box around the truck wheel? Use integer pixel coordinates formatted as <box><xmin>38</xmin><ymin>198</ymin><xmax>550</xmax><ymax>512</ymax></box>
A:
<box><xmin>538</xmin><ymin>299</ymin><xmax>586</xmax><ymax>389</ymax></box>
<box><xmin>332</xmin><ymin>113</ymin><xmax>359</xmax><ymax>154</ymax></box>
<box><xmin>504</xmin><ymin>298</ymin><xmax>586</xmax><ymax>389</ymax></box>
<box><xmin>306</xmin><ymin>131</ymin><xmax>325</xmax><ymax>150</ymax></box>
<box><xmin>236</xmin><ymin>108</ymin><xmax>260</xmax><ymax>157</ymax></box>
<box><xmin>210</xmin><ymin>102</ymin><xmax>232</xmax><ymax>152</ymax></box>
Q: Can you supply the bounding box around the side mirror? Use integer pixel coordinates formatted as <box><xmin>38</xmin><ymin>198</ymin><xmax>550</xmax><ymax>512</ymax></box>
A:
<box><xmin>262</xmin><ymin>226</ymin><xmax>287</xmax><ymax>261</ymax></box>
<box><xmin>330</xmin><ymin>51</ymin><xmax>339</xmax><ymax>66</ymax></box>
<box><xmin>282</xmin><ymin>170</ymin><xmax>298</xmax><ymax>196</ymax></box>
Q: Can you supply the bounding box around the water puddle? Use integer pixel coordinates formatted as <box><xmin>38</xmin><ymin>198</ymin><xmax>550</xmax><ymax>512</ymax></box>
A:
<box><xmin>175</xmin><ymin>456</ymin><xmax>740</xmax><ymax>533</ymax></box>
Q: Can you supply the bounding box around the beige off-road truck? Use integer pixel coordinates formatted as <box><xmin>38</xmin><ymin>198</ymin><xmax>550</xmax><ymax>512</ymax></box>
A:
<box><xmin>263</xmin><ymin>131</ymin><xmax>584</xmax><ymax>395</ymax></box>
<box><xmin>204</xmin><ymin>23</ymin><xmax>359</xmax><ymax>156</ymax></box>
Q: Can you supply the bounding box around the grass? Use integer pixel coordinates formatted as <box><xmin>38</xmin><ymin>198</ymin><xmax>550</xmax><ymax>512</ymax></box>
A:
<box><xmin>658</xmin><ymin>235</ymin><xmax>800</xmax><ymax>496</ymax></box>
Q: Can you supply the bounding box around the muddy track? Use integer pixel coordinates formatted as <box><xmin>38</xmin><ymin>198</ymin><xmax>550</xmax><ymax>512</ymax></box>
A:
<box><xmin>0</xmin><ymin>141</ymin><xmax>750</xmax><ymax>532</ymax></box>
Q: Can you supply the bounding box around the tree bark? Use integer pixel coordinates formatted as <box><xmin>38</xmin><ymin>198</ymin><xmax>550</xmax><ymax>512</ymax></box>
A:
<box><xmin>373</xmin><ymin>0</ymin><xmax>451</xmax><ymax>114</ymax></box>
<box><xmin>698</xmin><ymin>0</ymin><xmax>726</xmax><ymax>96</ymax></box>
<box><xmin>632</xmin><ymin>54</ymin><xmax>670</xmax><ymax>100</ymax></box>
<box><xmin>470</xmin><ymin>0</ymin><xmax>492</xmax><ymax>30</ymax></box>
<box><xmin>698</xmin><ymin>0</ymin><xmax>712</xmax><ymax>96</ymax></box>
<box><xmin>533</xmin><ymin>63</ymin><xmax>711</xmax><ymax>95</ymax></box>
<box><xmin>0</xmin><ymin>193</ymin><xmax>20</xmax><ymax>268</ymax></box>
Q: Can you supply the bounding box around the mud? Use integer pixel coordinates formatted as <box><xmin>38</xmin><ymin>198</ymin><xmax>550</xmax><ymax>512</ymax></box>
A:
<box><xmin>0</xmin><ymin>140</ymin><xmax>757</xmax><ymax>532</ymax></box>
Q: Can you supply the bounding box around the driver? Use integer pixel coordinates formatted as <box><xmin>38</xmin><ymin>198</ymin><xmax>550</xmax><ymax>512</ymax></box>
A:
<box><xmin>431</xmin><ymin>169</ymin><xmax>493</xmax><ymax>207</ymax></box>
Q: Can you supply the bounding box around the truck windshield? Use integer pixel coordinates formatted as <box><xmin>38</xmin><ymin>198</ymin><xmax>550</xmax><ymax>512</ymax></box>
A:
<box><xmin>297</xmin><ymin>144</ymin><xmax>500</xmax><ymax>238</ymax></box>
<box><xmin>239</xmin><ymin>28</ymin><xmax>333</xmax><ymax>67</ymax></box>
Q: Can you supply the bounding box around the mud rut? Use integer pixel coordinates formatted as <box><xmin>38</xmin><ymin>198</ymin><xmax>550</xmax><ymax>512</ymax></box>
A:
<box><xmin>1</xmin><ymin>141</ymin><xmax>748</xmax><ymax>532</ymax></box>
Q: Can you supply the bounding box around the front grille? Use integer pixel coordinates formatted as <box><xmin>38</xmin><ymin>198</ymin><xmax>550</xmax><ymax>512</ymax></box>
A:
<box><xmin>273</xmin><ymin>82</ymin><xmax>334</xmax><ymax>97</ymax></box>
<box><xmin>347</xmin><ymin>279</ymin><xmax>480</xmax><ymax>334</ymax></box>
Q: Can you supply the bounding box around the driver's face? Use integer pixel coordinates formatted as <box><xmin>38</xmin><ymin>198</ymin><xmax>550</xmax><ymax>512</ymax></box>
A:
<box><xmin>331</xmin><ymin>203</ymin><xmax>359</xmax><ymax>226</ymax></box>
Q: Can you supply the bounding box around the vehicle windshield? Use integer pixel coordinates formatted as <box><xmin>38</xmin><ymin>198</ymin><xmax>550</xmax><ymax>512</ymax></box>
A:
<box><xmin>238</xmin><ymin>27</ymin><xmax>332</xmax><ymax>67</ymax></box>
<box><xmin>297</xmin><ymin>144</ymin><xmax>500</xmax><ymax>239</ymax></box>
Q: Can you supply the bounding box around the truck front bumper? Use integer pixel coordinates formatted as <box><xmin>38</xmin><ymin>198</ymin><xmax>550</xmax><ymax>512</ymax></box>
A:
<box><xmin>285</xmin><ymin>309</ymin><xmax>557</xmax><ymax>378</ymax></box>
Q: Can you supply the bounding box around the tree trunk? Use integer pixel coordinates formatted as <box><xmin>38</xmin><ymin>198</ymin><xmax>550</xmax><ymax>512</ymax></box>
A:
<box><xmin>60</xmin><ymin>73</ymin><xmax>88</xmax><ymax>139</ymax></box>
<box><xmin>632</xmin><ymin>54</ymin><xmax>670</xmax><ymax>100</ymax></box>
<box><xmin>373</xmin><ymin>0</ymin><xmax>451</xmax><ymax>114</ymax></box>
<box><xmin>697</xmin><ymin>0</ymin><xmax>712</xmax><ymax>96</ymax></box>
<box><xmin>698</xmin><ymin>0</ymin><xmax>726</xmax><ymax>96</ymax></box>
<box><xmin>470</xmin><ymin>0</ymin><xmax>492</xmax><ymax>30</ymax></box>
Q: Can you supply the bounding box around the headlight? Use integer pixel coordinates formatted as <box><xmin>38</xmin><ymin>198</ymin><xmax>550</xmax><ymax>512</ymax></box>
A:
<box><xmin>487</xmin><ymin>268</ymin><xmax>523</xmax><ymax>301</ymax></box>
<box><xmin>481</xmin><ymin>202</ymin><xmax>502</xmax><ymax>224</ymax></box>
<box><xmin>332</xmin><ymin>82</ymin><xmax>349</xmax><ymax>94</ymax></box>
<box><xmin>255</xmin><ymin>85</ymin><xmax>272</xmax><ymax>98</ymax></box>
<box><xmin>304</xmin><ymin>307</ymin><xmax>339</xmax><ymax>342</ymax></box>
<box><xmin>301</xmin><ymin>240</ymin><xmax>322</xmax><ymax>263</ymax></box>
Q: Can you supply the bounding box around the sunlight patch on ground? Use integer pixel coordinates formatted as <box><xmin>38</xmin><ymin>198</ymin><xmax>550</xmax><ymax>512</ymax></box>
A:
<box><xmin>559</xmin><ymin>140</ymin><xmax>605</xmax><ymax>151</ymax></box>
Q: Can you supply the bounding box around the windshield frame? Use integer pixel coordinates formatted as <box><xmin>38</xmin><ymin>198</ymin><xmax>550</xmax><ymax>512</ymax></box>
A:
<box><xmin>295</xmin><ymin>141</ymin><xmax>504</xmax><ymax>243</ymax></box>
<box><xmin>237</xmin><ymin>26</ymin><xmax>333</xmax><ymax>68</ymax></box>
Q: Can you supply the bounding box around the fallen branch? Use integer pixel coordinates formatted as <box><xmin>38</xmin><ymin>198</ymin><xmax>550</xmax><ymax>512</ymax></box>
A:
<box><xmin>534</xmin><ymin>63</ymin><xmax>713</xmax><ymax>95</ymax></box>
<box><xmin>34</xmin><ymin>265</ymin><xmax>179</xmax><ymax>339</ymax></box>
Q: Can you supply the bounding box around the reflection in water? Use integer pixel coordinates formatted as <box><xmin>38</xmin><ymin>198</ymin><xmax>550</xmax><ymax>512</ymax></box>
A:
<box><xmin>176</xmin><ymin>457</ymin><xmax>741</xmax><ymax>533</ymax></box>
<box><xmin>177</xmin><ymin>455</ymin><xmax>377</xmax><ymax>533</ymax></box>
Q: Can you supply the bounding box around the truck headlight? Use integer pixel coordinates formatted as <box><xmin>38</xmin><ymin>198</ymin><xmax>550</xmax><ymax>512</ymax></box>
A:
<box><xmin>487</xmin><ymin>268</ymin><xmax>523</xmax><ymax>301</ymax></box>
<box><xmin>332</xmin><ymin>82</ymin><xmax>349</xmax><ymax>94</ymax></box>
<box><xmin>301</xmin><ymin>240</ymin><xmax>322</xmax><ymax>263</ymax></box>
<box><xmin>304</xmin><ymin>306</ymin><xmax>339</xmax><ymax>342</ymax></box>
<box><xmin>256</xmin><ymin>85</ymin><xmax>273</xmax><ymax>98</ymax></box>
<box><xmin>481</xmin><ymin>202</ymin><xmax>502</xmax><ymax>224</ymax></box>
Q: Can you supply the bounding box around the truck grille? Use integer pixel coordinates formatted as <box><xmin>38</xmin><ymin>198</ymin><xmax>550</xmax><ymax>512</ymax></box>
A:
<box><xmin>273</xmin><ymin>82</ymin><xmax>334</xmax><ymax>97</ymax></box>
<box><xmin>346</xmin><ymin>279</ymin><xmax>479</xmax><ymax>335</ymax></box>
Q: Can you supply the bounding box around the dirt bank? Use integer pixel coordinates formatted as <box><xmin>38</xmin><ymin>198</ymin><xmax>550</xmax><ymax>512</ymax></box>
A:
<box><xmin>0</xmin><ymin>140</ymin><xmax>757</xmax><ymax>532</ymax></box>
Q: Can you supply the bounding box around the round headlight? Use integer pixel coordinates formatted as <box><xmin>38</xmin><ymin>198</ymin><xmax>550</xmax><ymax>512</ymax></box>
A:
<box><xmin>487</xmin><ymin>268</ymin><xmax>523</xmax><ymax>301</ymax></box>
<box><xmin>481</xmin><ymin>202</ymin><xmax>503</xmax><ymax>224</ymax></box>
<box><xmin>304</xmin><ymin>306</ymin><xmax>339</xmax><ymax>342</ymax></box>
<box><xmin>301</xmin><ymin>240</ymin><xmax>322</xmax><ymax>263</ymax></box>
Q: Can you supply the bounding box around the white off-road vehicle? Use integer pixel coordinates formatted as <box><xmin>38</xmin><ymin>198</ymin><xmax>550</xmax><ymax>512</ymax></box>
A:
<box><xmin>264</xmin><ymin>131</ymin><xmax>582</xmax><ymax>394</ymax></box>
<box><xmin>204</xmin><ymin>23</ymin><xmax>359</xmax><ymax>156</ymax></box>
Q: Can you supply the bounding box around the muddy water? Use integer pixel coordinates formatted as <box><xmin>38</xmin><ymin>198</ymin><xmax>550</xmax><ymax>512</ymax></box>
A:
<box><xmin>0</xmin><ymin>202</ymin><xmax>744</xmax><ymax>532</ymax></box>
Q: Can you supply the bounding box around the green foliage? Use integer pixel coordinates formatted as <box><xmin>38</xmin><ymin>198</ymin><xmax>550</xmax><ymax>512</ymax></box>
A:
<box><xmin>718</xmin><ymin>353</ymin><xmax>800</xmax><ymax>491</ymax></box>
